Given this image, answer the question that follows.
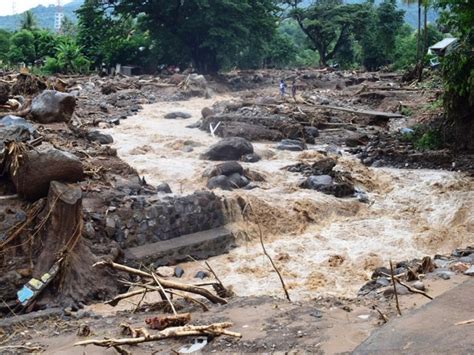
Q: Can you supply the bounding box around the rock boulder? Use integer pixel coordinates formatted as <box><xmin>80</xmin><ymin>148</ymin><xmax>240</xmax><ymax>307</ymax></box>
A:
<box><xmin>30</xmin><ymin>90</ymin><xmax>76</xmax><ymax>124</ymax></box>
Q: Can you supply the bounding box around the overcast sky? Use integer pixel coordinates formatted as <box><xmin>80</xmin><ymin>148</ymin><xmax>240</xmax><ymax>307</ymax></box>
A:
<box><xmin>0</xmin><ymin>0</ymin><xmax>73</xmax><ymax>16</ymax></box>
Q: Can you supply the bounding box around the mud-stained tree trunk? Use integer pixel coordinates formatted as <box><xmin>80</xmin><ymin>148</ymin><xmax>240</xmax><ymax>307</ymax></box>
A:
<box><xmin>33</xmin><ymin>181</ymin><xmax>118</xmax><ymax>306</ymax></box>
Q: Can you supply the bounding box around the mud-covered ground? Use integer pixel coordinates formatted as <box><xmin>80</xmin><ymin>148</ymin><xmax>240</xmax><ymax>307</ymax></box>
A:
<box><xmin>0</xmin><ymin>69</ymin><xmax>473</xmax><ymax>353</ymax></box>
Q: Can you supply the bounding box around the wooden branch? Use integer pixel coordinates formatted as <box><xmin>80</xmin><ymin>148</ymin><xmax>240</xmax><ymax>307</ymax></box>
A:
<box><xmin>74</xmin><ymin>323</ymin><xmax>241</xmax><ymax>348</ymax></box>
<box><xmin>151</xmin><ymin>272</ymin><xmax>177</xmax><ymax>316</ymax></box>
<box><xmin>105</xmin><ymin>288</ymin><xmax>147</xmax><ymax>307</ymax></box>
<box><xmin>372</xmin><ymin>305</ymin><xmax>389</xmax><ymax>323</ymax></box>
<box><xmin>395</xmin><ymin>279</ymin><xmax>433</xmax><ymax>300</ymax></box>
<box><xmin>309</xmin><ymin>103</ymin><xmax>404</xmax><ymax>119</ymax></box>
<box><xmin>145</xmin><ymin>313</ymin><xmax>191</xmax><ymax>330</ymax></box>
<box><xmin>94</xmin><ymin>260</ymin><xmax>227</xmax><ymax>305</ymax></box>
<box><xmin>166</xmin><ymin>290</ymin><xmax>209</xmax><ymax>312</ymax></box>
<box><xmin>455</xmin><ymin>319</ymin><xmax>474</xmax><ymax>326</ymax></box>
<box><xmin>390</xmin><ymin>260</ymin><xmax>402</xmax><ymax>316</ymax></box>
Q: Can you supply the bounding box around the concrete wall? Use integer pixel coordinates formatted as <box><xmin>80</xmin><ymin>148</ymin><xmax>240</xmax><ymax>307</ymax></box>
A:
<box><xmin>103</xmin><ymin>191</ymin><xmax>227</xmax><ymax>248</ymax></box>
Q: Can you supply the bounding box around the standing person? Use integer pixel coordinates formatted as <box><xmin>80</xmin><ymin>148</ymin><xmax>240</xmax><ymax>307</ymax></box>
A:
<box><xmin>291</xmin><ymin>79</ymin><xmax>297</xmax><ymax>99</ymax></box>
<box><xmin>279</xmin><ymin>79</ymin><xmax>286</xmax><ymax>98</ymax></box>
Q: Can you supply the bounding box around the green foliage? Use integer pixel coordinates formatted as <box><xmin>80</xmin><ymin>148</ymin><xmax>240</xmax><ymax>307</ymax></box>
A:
<box><xmin>33</xmin><ymin>30</ymin><xmax>60</xmax><ymax>59</ymax></box>
<box><xmin>8</xmin><ymin>30</ymin><xmax>36</xmax><ymax>64</ymax></box>
<box><xmin>77</xmin><ymin>0</ymin><xmax>151</xmax><ymax>67</ymax></box>
<box><xmin>392</xmin><ymin>23</ymin><xmax>443</xmax><ymax>70</ymax></box>
<box><xmin>399</xmin><ymin>125</ymin><xmax>443</xmax><ymax>150</ymax></box>
<box><xmin>61</xmin><ymin>16</ymin><xmax>78</xmax><ymax>38</ymax></box>
<box><xmin>43</xmin><ymin>39</ymin><xmax>91</xmax><ymax>74</ymax></box>
<box><xmin>105</xmin><ymin>0</ymin><xmax>278</xmax><ymax>73</ymax></box>
<box><xmin>20</xmin><ymin>11</ymin><xmax>38</xmax><ymax>31</ymax></box>
<box><xmin>0</xmin><ymin>30</ymin><xmax>11</xmax><ymax>63</ymax></box>
<box><xmin>436</xmin><ymin>0</ymin><xmax>474</xmax><ymax>149</ymax></box>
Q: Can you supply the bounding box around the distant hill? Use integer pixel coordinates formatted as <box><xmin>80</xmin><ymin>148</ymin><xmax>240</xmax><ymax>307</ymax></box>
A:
<box><xmin>0</xmin><ymin>0</ymin><xmax>84</xmax><ymax>31</ymax></box>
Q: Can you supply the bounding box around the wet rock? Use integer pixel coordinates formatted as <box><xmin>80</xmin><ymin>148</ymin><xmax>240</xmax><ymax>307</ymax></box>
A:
<box><xmin>101</xmin><ymin>83</ymin><xmax>117</xmax><ymax>95</ymax></box>
<box><xmin>243</xmin><ymin>183</ymin><xmax>259</xmax><ymax>190</ymax></box>
<box><xmin>156</xmin><ymin>266</ymin><xmax>175</xmax><ymax>278</ymax></box>
<box><xmin>464</xmin><ymin>266</ymin><xmax>474</xmax><ymax>276</ymax></box>
<box><xmin>86</xmin><ymin>131</ymin><xmax>114</xmax><ymax>145</ymax></box>
<box><xmin>287</xmin><ymin>158</ymin><xmax>337</xmax><ymax>176</ymax></box>
<box><xmin>157</xmin><ymin>183</ymin><xmax>172</xmax><ymax>194</ymax></box>
<box><xmin>201</xmin><ymin>107</ymin><xmax>214</xmax><ymax>118</ymax></box>
<box><xmin>201</xmin><ymin>137</ymin><xmax>254</xmax><ymax>161</ymax></box>
<box><xmin>174</xmin><ymin>266</ymin><xmax>184</xmax><ymax>278</ymax></box>
<box><xmin>305</xmin><ymin>175</ymin><xmax>333</xmax><ymax>188</ymax></box>
<box><xmin>30</xmin><ymin>90</ymin><xmax>76</xmax><ymax>124</ymax></box>
<box><xmin>433</xmin><ymin>269</ymin><xmax>454</xmax><ymax>280</ymax></box>
<box><xmin>372</xmin><ymin>267</ymin><xmax>391</xmax><ymax>279</ymax></box>
<box><xmin>205</xmin><ymin>161</ymin><xmax>244</xmax><ymax>178</ymax></box>
<box><xmin>207</xmin><ymin>175</ymin><xmax>232</xmax><ymax>191</ymax></box>
<box><xmin>228</xmin><ymin>172</ymin><xmax>249</xmax><ymax>188</ymax></box>
<box><xmin>195</xmin><ymin>271</ymin><xmax>210</xmax><ymax>279</ymax></box>
<box><xmin>452</xmin><ymin>247</ymin><xmax>474</xmax><ymax>258</ymax></box>
<box><xmin>276</xmin><ymin>139</ymin><xmax>307</xmax><ymax>151</ymax></box>
<box><xmin>164</xmin><ymin>112</ymin><xmax>192</xmax><ymax>119</ymax></box>
<box><xmin>11</xmin><ymin>148</ymin><xmax>84</xmax><ymax>201</ymax></box>
<box><xmin>345</xmin><ymin>132</ymin><xmax>369</xmax><ymax>147</ymax></box>
<box><xmin>433</xmin><ymin>258</ymin><xmax>450</xmax><ymax>269</ymax></box>
<box><xmin>0</xmin><ymin>115</ymin><xmax>35</xmax><ymax>134</ymax></box>
<box><xmin>186</xmin><ymin>122</ymin><xmax>201</xmax><ymax>129</ymax></box>
<box><xmin>304</xmin><ymin>126</ymin><xmax>320</xmax><ymax>138</ymax></box>
<box><xmin>412</xmin><ymin>281</ymin><xmax>426</xmax><ymax>291</ymax></box>
<box><xmin>383</xmin><ymin>283</ymin><xmax>411</xmax><ymax>296</ymax></box>
<box><xmin>241</xmin><ymin>153</ymin><xmax>261</xmax><ymax>163</ymax></box>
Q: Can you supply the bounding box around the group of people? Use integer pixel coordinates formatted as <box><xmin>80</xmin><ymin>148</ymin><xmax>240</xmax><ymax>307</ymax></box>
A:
<box><xmin>279</xmin><ymin>79</ymin><xmax>297</xmax><ymax>99</ymax></box>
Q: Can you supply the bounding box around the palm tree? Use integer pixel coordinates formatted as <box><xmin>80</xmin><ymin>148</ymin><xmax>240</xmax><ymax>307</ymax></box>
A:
<box><xmin>20</xmin><ymin>11</ymin><xmax>37</xmax><ymax>31</ymax></box>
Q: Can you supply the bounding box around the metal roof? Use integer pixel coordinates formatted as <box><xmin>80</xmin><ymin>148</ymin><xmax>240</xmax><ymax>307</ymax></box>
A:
<box><xmin>429</xmin><ymin>38</ymin><xmax>458</xmax><ymax>50</ymax></box>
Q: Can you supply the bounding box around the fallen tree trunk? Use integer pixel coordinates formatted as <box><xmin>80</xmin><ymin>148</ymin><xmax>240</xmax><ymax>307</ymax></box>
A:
<box><xmin>309</xmin><ymin>103</ymin><xmax>404</xmax><ymax>119</ymax></box>
<box><xmin>74</xmin><ymin>323</ymin><xmax>241</xmax><ymax>348</ymax></box>
<box><xmin>11</xmin><ymin>148</ymin><xmax>84</xmax><ymax>201</ymax></box>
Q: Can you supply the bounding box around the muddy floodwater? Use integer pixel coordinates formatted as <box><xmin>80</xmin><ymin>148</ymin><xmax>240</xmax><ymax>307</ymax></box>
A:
<box><xmin>105</xmin><ymin>97</ymin><xmax>474</xmax><ymax>300</ymax></box>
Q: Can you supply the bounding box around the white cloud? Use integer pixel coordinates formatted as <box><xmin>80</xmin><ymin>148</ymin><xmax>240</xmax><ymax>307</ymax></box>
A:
<box><xmin>0</xmin><ymin>0</ymin><xmax>73</xmax><ymax>16</ymax></box>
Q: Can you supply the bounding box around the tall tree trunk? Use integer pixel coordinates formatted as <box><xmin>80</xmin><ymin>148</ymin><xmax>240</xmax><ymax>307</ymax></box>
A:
<box><xmin>418</xmin><ymin>3</ymin><xmax>428</xmax><ymax>82</ymax></box>
<box><xmin>416</xmin><ymin>0</ymin><xmax>421</xmax><ymax>62</ymax></box>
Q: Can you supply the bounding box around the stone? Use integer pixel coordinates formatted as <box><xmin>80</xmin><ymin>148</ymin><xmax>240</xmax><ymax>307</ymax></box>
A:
<box><xmin>0</xmin><ymin>115</ymin><xmax>35</xmax><ymax>134</ymax></box>
<box><xmin>412</xmin><ymin>281</ymin><xmax>426</xmax><ymax>291</ymax></box>
<box><xmin>201</xmin><ymin>107</ymin><xmax>214</xmax><ymax>119</ymax></box>
<box><xmin>30</xmin><ymin>90</ymin><xmax>76</xmax><ymax>124</ymax></box>
<box><xmin>174</xmin><ymin>266</ymin><xmax>184</xmax><ymax>278</ymax></box>
<box><xmin>241</xmin><ymin>153</ymin><xmax>261</xmax><ymax>163</ymax></box>
<box><xmin>164</xmin><ymin>112</ymin><xmax>192</xmax><ymax>119</ymax></box>
<box><xmin>101</xmin><ymin>83</ymin><xmax>117</xmax><ymax>95</ymax></box>
<box><xmin>156</xmin><ymin>266</ymin><xmax>175</xmax><ymax>278</ymax></box>
<box><xmin>207</xmin><ymin>175</ymin><xmax>232</xmax><ymax>191</ymax></box>
<box><xmin>304</xmin><ymin>126</ymin><xmax>320</xmax><ymax>138</ymax></box>
<box><xmin>383</xmin><ymin>283</ymin><xmax>411</xmax><ymax>297</ymax></box>
<box><xmin>195</xmin><ymin>271</ymin><xmax>210</xmax><ymax>279</ymax></box>
<box><xmin>372</xmin><ymin>267</ymin><xmax>391</xmax><ymax>279</ymax></box>
<box><xmin>227</xmin><ymin>173</ymin><xmax>249</xmax><ymax>189</ymax></box>
<box><xmin>157</xmin><ymin>183</ymin><xmax>172</xmax><ymax>194</ymax></box>
<box><xmin>276</xmin><ymin>139</ymin><xmax>307</xmax><ymax>151</ymax></box>
<box><xmin>204</xmin><ymin>161</ymin><xmax>244</xmax><ymax>178</ymax></box>
<box><xmin>434</xmin><ymin>258</ymin><xmax>450</xmax><ymax>269</ymax></box>
<box><xmin>305</xmin><ymin>175</ymin><xmax>333</xmax><ymax>188</ymax></box>
<box><xmin>433</xmin><ymin>269</ymin><xmax>454</xmax><ymax>280</ymax></box>
<box><xmin>86</xmin><ymin>131</ymin><xmax>114</xmax><ymax>145</ymax></box>
<box><xmin>345</xmin><ymin>132</ymin><xmax>369</xmax><ymax>147</ymax></box>
<box><xmin>201</xmin><ymin>137</ymin><xmax>254</xmax><ymax>161</ymax></box>
<box><xmin>464</xmin><ymin>266</ymin><xmax>474</xmax><ymax>276</ymax></box>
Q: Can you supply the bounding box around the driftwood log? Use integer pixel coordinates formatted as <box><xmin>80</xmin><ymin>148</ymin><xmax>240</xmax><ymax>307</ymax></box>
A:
<box><xmin>74</xmin><ymin>323</ymin><xmax>241</xmax><ymax>348</ymax></box>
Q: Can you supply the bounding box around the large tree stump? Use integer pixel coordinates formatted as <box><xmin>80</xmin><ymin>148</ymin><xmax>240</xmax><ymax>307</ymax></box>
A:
<box><xmin>33</xmin><ymin>181</ymin><xmax>118</xmax><ymax>306</ymax></box>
